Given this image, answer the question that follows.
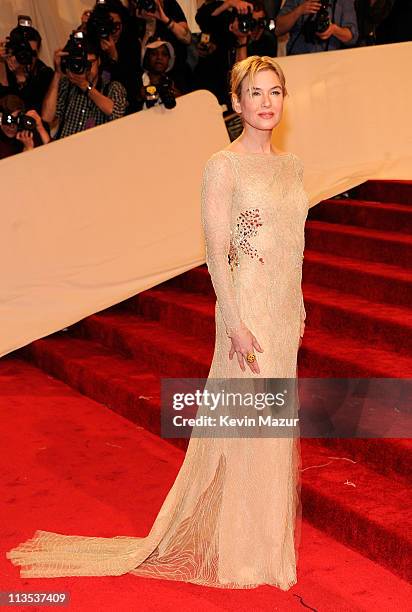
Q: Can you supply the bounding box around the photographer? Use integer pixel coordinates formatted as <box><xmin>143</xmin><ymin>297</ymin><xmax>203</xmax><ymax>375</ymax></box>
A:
<box><xmin>354</xmin><ymin>0</ymin><xmax>395</xmax><ymax>46</ymax></box>
<box><xmin>0</xmin><ymin>20</ymin><xmax>54</xmax><ymax>114</ymax></box>
<box><xmin>139</xmin><ymin>38</ymin><xmax>181</xmax><ymax>109</ymax></box>
<box><xmin>42</xmin><ymin>38</ymin><xmax>127</xmax><ymax>140</ymax></box>
<box><xmin>375</xmin><ymin>0</ymin><xmax>411</xmax><ymax>44</ymax></box>
<box><xmin>230</xmin><ymin>0</ymin><xmax>277</xmax><ymax>61</ymax></box>
<box><xmin>133</xmin><ymin>0</ymin><xmax>192</xmax><ymax>92</ymax></box>
<box><xmin>276</xmin><ymin>0</ymin><xmax>358</xmax><ymax>55</ymax></box>
<box><xmin>0</xmin><ymin>94</ymin><xmax>50</xmax><ymax>159</ymax></box>
<box><xmin>87</xmin><ymin>0</ymin><xmax>142</xmax><ymax>113</ymax></box>
<box><xmin>193</xmin><ymin>0</ymin><xmax>253</xmax><ymax>104</ymax></box>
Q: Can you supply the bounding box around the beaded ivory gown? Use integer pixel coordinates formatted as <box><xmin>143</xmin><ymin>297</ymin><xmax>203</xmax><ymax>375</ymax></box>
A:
<box><xmin>7</xmin><ymin>148</ymin><xmax>308</xmax><ymax>590</ymax></box>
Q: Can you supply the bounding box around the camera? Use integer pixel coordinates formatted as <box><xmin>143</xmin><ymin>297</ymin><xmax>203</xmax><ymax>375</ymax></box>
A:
<box><xmin>157</xmin><ymin>76</ymin><xmax>176</xmax><ymax>109</ymax></box>
<box><xmin>234</xmin><ymin>7</ymin><xmax>254</xmax><ymax>34</ymax></box>
<box><xmin>144</xmin><ymin>76</ymin><xmax>176</xmax><ymax>109</ymax></box>
<box><xmin>303</xmin><ymin>0</ymin><xmax>331</xmax><ymax>43</ymax></box>
<box><xmin>87</xmin><ymin>2</ymin><xmax>117</xmax><ymax>42</ymax></box>
<box><xmin>61</xmin><ymin>31</ymin><xmax>89</xmax><ymax>74</ymax></box>
<box><xmin>0</xmin><ymin>111</ymin><xmax>36</xmax><ymax>132</ymax></box>
<box><xmin>5</xmin><ymin>15</ymin><xmax>37</xmax><ymax>66</ymax></box>
<box><xmin>232</xmin><ymin>8</ymin><xmax>269</xmax><ymax>35</ymax></box>
<box><xmin>136</xmin><ymin>0</ymin><xmax>157</xmax><ymax>13</ymax></box>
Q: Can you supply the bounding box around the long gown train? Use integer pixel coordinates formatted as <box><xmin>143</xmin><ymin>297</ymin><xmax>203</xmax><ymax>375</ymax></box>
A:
<box><xmin>6</xmin><ymin>148</ymin><xmax>308</xmax><ymax>590</ymax></box>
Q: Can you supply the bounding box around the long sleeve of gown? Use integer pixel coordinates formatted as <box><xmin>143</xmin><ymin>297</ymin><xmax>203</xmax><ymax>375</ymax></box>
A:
<box><xmin>201</xmin><ymin>152</ymin><xmax>245</xmax><ymax>337</ymax></box>
<box><xmin>293</xmin><ymin>154</ymin><xmax>307</xmax><ymax>326</ymax></box>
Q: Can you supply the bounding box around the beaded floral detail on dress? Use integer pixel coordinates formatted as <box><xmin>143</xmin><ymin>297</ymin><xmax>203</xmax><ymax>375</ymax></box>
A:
<box><xmin>228</xmin><ymin>208</ymin><xmax>265</xmax><ymax>271</ymax></box>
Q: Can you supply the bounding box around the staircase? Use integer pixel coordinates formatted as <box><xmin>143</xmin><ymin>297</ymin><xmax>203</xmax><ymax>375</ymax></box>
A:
<box><xmin>7</xmin><ymin>179</ymin><xmax>412</xmax><ymax>585</ymax></box>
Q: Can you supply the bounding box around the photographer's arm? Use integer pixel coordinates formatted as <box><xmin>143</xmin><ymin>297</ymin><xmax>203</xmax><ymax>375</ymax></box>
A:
<box><xmin>88</xmin><ymin>86</ymin><xmax>114</xmax><ymax>116</ymax></box>
<box><xmin>330</xmin><ymin>24</ymin><xmax>353</xmax><ymax>43</ymax></box>
<box><xmin>0</xmin><ymin>40</ymin><xmax>10</xmax><ymax>87</ymax></box>
<box><xmin>41</xmin><ymin>72</ymin><xmax>61</xmax><ymax>124</ymax></box>
<box><xmin>141</xmin><ymin>0</ymin><xmax>191</xmax><ymax>44</ymax></box>
<box><xmin>163</xmin><ymin>19</ymin><xmax>191</xmax><ymax>45</ymax></box>
<box><xmin>276</xmin><ymin>1</ymin><xmax>321</xmax><ymax>36</ymax></box>
<box><xmin>211</xmin><ymin>0</ymin><xmax>252</xmax><ymax>18</ymax></box>
<box><xmin>235</xmin><ymin>40</ymin><xmax>248</xmax><ymax>61</ymax></box>
<box><xmin>275</xmin><ymin>4</ymin><xmax>302</xmax><ymax>35</ymax></box>
<box><xmin>42</xmin><ymin>50</ymin><xmax>67</xmax><ymax>125</ymax></box>
<box><xmin>91</xmin><ymin>81</ymin><xmax>127</xmax><ymax>119</ymax></box>
<box><xmin>229</xmin><ymin>18</ymin><xmax>248</xmax><ymax>61</ymax></box>
<box><xmin>336</xmin><ymin>1</ymin><xmax>359</xmax><ymax>46</ymax></box>
<box><xmin>0</xmin><ymin>64</ymin><xmax>8</xmax><ymax>88</ymax></box>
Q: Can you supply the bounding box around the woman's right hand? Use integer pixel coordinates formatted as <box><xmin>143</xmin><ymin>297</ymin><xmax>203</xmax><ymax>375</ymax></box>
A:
<box><xmin>299</xmin><ymin>1</ymin><xmax>322</xmax><ymax>16</ymax></box>
<box><xmin>228</xmin><ymin>325</ymin><xmax>263</xmax><ymax>375</ymax></box>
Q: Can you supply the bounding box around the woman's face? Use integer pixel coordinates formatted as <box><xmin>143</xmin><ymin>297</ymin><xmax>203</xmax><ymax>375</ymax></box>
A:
<box><xmin>233</xmin><ymin>69</ymin><xmax>284</xmax><ymax>132</ymax></box>
<box><xmin>0</xmin><ymin>110</ymin><xmax>20</xmax><ymax>139</ymax></box>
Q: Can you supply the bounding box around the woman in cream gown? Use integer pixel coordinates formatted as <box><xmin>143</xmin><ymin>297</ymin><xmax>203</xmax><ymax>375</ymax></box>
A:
<box><xmin>7</xmin><ymin>56</ymin><xmax>308</xmax><ymax>590</ymax></box>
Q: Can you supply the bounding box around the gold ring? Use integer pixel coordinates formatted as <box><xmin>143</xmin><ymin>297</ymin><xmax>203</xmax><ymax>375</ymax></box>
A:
<box><xmin>246</xmin><ymin>353</ymin><xmax>256</xmax><ymax>363</ymax></box>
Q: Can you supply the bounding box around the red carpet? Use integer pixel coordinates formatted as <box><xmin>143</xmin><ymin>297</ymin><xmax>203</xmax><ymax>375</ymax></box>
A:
<box><xmin>2</xmin><ymin>180</ymin><xmax>411</xmax><ymax>610</ymax></box>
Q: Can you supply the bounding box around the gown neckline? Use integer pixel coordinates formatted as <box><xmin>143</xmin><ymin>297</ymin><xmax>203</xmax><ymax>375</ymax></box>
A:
<box><xmin>222</xmin><ymin>149</ymin><xmax>293</xmax><ymax>159</ymax></box>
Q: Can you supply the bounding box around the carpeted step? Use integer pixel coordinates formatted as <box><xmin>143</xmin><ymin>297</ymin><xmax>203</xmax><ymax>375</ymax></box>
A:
<box><xmin>18</xmin><ymin>336</ymin><xmax>162</xmax><ymax>436</ymax></box>
<box><xmin>71</xmin><ymin>311</ymin><xmax>212</xmax><ymax>378</ymax></box>
<box><xmin>299</xmin><ymin>327</ymin><xmax>412</xmax><ymax>377</ymax></box>
<box><xmin>163</xmin><ymin>255</ymin><xmax>412</xmax><ymax>309</ymax></box>
<box><xmin>121</xmin><ymin>284</ymin><xmax>412</xmax><ymax>357</ymax></box>
<box><xmin>121</xmin><ymin>288</ymin><xmax>215</xmax><ymax>342</ymax></box>
<box><xmin>116</xmin><ymin>285</ymin><xmax>412</xmax><ymax>373</ymax></box>
<box><xmin>301</xmin><ymin>283</ymin><xmax>412</xmax><ymax>356</ymax></box>
<box><xmin>161</xmin><ymin>264</ymin><xmax>211</xmax><ymax>295</ymax></box>
<box><xmin>306</xmin><ymin>220</ymin><xmax>412</xmax><ymax>266</ymax></box>
<box><xmin>308</xmin><ymin>198</ymin><xmax>412</xmax><ymax>234</ymax></box>
<box><xmin>302</xmin><ymin>251</ymin><xmax>412</xmax><ymax>307</ymax></box>
<box><xmin>312</xmin><ymin>437</ymin><xmax>412</xmax><ymax>487</ymax></box>
<box><xmin>302</xmin><ymin>439</ymin><xmax>411</xmax><ymax>583</ymax></box>
<box><xmin>71</xmin><ymin>305</ymin><xmax>412</xmax><ymax>379</ymax></box>
<box><xmin>351</xmin><ymin>180</ymin><xmax>412</xmax><ymax>205</ymax></box>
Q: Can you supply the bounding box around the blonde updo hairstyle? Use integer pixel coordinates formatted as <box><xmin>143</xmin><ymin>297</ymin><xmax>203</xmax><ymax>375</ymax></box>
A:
<box><xmin>230</xmin><ymin>55</ymin><xmax>288</xmax><ymax>111</ymax></box>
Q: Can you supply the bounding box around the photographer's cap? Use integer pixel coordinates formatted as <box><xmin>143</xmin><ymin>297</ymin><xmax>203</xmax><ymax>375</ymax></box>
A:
<box><xmin>141</xmin><ymin>38</ymin><xmax>175</xmax><ymax>72</ymax></box>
